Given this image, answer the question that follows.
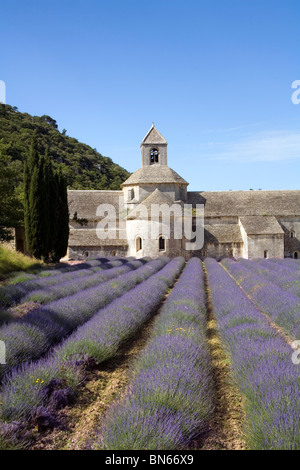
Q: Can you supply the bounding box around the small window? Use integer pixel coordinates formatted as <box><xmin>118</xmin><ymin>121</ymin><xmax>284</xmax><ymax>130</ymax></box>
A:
<box><xmin>128</xmin><ymin>188</ymin><xmax>134</xmax><ymax>201</ymax></box>
<box><xmin>264</xmin><ymin>250</ymin><xmax>268</xmax><ymax>259</ymax></box>
<box><xmin>136</xmin><ymin>237</ymin><xmax>142</xmax><ymax>252</ymax></box>
<box><xmin>150</xmin><ymin>148</ymin><xmax>159</xmax><ymax>164</ymax></box>
<box><xmin>290</xmin><ymin>230</ymin><xmax>295</xmax><ymax>238</ymax></box>
<box><xmin>294</xmin><ymin>251</ymin><xmax>299</xmax><ymax>259</ymax></box>
<box><xmin>159</xmin><ymin>236</ymin><xmax>165</xmax><ymax>251</ymax></box>
<box><xmin>84</xmin><ymin>251</ymin><xmax>89</xmax><ymax>257</ymax></box>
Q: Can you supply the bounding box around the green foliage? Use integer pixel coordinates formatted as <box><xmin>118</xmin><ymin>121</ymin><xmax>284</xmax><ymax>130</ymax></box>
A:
<box><xmin>0</xmin><ymin>144</ymin><xmax>23</xmax><ymax>241</ymax></box>
<box><xmin>0</xmin><ymin>245</ymin><xmax>42</xmax><ymax>281</ymax></box>
<box><xmin>24</xmin><ymin>136</ymin><xmax>69</xmax><ymax>261</ymax></box>
<box><xmin>0</xmin><ymin>104</ymin><xmax>130</xmax><ymax>196</ymax></box>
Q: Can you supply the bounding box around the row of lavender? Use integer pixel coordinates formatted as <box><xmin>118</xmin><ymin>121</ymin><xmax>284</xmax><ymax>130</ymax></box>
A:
<box><xmin>237</xmin><ymin>258</ymin><xmax>300</xmax><ymax>298</ymax></box>
<box><xmin>0</xmin><ymin>257</ymin><xmax>185</xmax><ymax>427</ymax></box>
<box><xmin>99</xmin><ymin>258</ymin><xmax>214</xmax><ymax>450</ymax></box>
<box><xmin>205</xmin><ymin>258</ymin><xmax>300</xmax><ymax>450</ymax></box>
<box><xmin>0</xmin><ymin>257</ymin><xmax>138</xmax><ymax>308</ymax></box>
<box><xmin>0</xmin><ymin>257</ymin><xmax>168</xmax><ymax>380</ymax></box>
<box><xmin>7</xmin><ymin>256</ymin><xmax>135</xmax><ymax>285</ymax></box>
<box><xmin>221</xmin><ymin>258</ymin><xmax>300</xmax><ymax>340</ymax></box>
<box><xmin>18</xmin><ymin>260</ymin><xmax>144</xmax><ymax>305</ymax></box>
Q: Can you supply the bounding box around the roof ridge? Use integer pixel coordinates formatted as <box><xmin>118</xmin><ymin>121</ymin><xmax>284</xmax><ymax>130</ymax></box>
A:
<box><xmin>140</xmin><ymin>125</ymin><xmax>168</xmax><ymax>145</ymax></box>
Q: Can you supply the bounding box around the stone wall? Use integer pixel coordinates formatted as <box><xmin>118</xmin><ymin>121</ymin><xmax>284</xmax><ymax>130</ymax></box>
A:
<box><xmin>278</xmin><ymin>217</ymin><xmax>300</xmax><ymax>258</ymax></box>
<box><xmin>246</xmin><ymin>234</ymin><xmax>284</xmax><ymax>259</ymax></box>
<box><xmin>68</xmin><ymin>245</ymin><xmax>128</xmax><ymax>260</ymax></box>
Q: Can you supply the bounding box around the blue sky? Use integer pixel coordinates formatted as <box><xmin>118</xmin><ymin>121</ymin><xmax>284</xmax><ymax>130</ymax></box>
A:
<box><xmin>1</xmin><ymin>0</ymin><xmax>300</xmax><ymax>191</ymax></box>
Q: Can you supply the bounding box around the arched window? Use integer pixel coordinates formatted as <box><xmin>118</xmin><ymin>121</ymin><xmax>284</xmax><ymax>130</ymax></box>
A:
<box><xmin>290</xmin><ymin>230</ymin><xmax>295</xmax><ymax>238</ymax></box>
<box><xmin>264</xmin><ymin>250</ymin><xmax>268</xmax><ymax>259</ymax></box>
<box><xmin>159</xmin><ymin>236</ymin><xmax>165</xmax><ymax>251</ymax></box>
<box><xmin>294</xmin><ymin>251</ymin><xmax>299</xmax><ymax>259</ymax></box>
<box><xmin>136</xmin><ymin>237</ymin><xmax>142</xmax><ymax>252</ymax></box>
<box><xmin>150</xmin><ymin>148</ymin><xmax>159</xmax><ymax>164</ymax></box>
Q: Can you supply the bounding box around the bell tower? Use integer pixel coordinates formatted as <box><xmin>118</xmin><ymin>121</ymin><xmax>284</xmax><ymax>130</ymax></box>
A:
<box><xmin>140</xmin><ymin>124</ymin><xmax>168</xmax><ymax>167</ymax></box>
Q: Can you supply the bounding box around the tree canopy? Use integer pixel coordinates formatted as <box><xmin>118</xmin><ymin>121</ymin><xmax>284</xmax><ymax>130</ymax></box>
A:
<box><xmin>0</xmin><ymin>103</ymin><xmax>130</xmax><ymax>194</ymax></box>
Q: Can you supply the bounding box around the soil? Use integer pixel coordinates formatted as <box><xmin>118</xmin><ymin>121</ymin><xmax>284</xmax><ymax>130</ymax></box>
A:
<box><xmin>29</xmin><ymin>312</ymin><xmax>159</xmax><ymax>450</ymax></box>
<box><xmin>28</xmin><ymin>268</ymin><xmax>247</xmax><ymax>451</ymax></box>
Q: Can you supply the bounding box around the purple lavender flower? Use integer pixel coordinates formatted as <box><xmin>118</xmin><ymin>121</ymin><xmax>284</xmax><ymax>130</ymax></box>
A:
<box><xmin>0</xmin><ymin>258</ymin><xmax>184</xmax><ymax>424</ymax></box>
<box><xmin>100</xmin><ymin>258</ymin><xmax>214</xmax><ymax>450</ymax></box>
<box><xmin>0</xmin><ymin>257</ymin><xmax>168</xmax><ymax>381</ymax></box>
<box><xmin>205</xmin><ymin>257</ymin><xmax>300</xmax><ymax>450</ymax></box>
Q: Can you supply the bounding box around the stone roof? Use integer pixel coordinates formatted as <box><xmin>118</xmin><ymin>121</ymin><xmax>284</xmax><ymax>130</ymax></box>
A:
<box><xmin>141</xmin><ymin>125</ymin><xmax>168</xmax><ymax>145</ymax></box>
<box><xmin>127</xmin><ymin>188</ymin><xmax>181</xmax><ymax>220</ymax></box>
<box><xmin>69</xmin><ymin>229</ymin><xmax>128</xmax><ymax>247</ymax></box>
<box><xmin>187</xmin><ymin>190</ymin><xmax>300</xmax><ymax>217</ymax></box>
<box><xmin>204</xmin><ymin>224</ymin><xmax>243</xmax><ymax>243</ymax></box>
<box><xmin>239</xmin><ymin>216</ymin><xmax>284</xmax><ymax>235</ymax></box>
<box><xmin>68</xmin><ymin>190</ymin><xmax>123</xmax><ymax>220</ymax></box>
<box><xmin>122</xmin><ymin>165</ymin><xmax>188</xmax><ymax>186</ymax></box>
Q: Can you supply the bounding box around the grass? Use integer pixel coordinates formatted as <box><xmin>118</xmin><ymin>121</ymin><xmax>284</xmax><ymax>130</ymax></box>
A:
<box><xmin>0</xmin><ymin>244</ymin><xmax>43</xmax><ymax>282</ymax></box>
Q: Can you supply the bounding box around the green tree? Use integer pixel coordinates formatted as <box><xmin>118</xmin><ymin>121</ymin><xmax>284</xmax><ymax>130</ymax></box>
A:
<box><xmin>0</xmin><ymin>146</ymin><xmax>23</xmax><ymax>242</ymax></box>
<box><xmin>24</xmin><ymin>137</ymin><xmax>69</xmax><ymax>261</ymax></box>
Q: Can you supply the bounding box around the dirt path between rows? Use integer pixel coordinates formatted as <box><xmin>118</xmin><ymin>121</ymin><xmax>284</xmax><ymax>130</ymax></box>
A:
<box><xmin>220</xmin><ymin>264</ymin><xmax>296</xmax><ymax>348</ymax></box>
<box><xmin>188</xmin><ymin>266</ymin><xmax>246</xmax><ymax>450</ymax></box>
<box><xmin>30</xmin><ymin>267</ymin><xmax>247</xmax><ymax>451</ymax></box>
<box><xmin>30</xmin><ymin>313</ymin><xmax>158</xmax><ymax>450</ymax></box>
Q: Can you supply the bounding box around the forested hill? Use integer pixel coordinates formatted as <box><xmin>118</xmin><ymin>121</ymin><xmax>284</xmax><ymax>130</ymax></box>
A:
<box><xmin>0</xmin><ymin>104</ymin><xmax>131</xmax><ymax>193</ymax></box>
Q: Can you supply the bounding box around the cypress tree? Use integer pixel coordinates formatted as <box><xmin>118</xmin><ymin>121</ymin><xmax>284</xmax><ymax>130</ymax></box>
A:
<box><xmin>24</xmin><ymin>136</ymin><xmax>69</xmax><ymax>261</ymax></box>
<box><xmin>27</xmin><ymin>157</ymin><xmax>45</xmax><ymax>258</ymax></box>
<box><xmin>42</xmin><ymin>146</ymin><xmax>52</xmax><ymax>258</ymax></box>
<box><xmin>24</xmin><ymin>132</ymin><xmax>39</xmax><ymax>252</ymax></box>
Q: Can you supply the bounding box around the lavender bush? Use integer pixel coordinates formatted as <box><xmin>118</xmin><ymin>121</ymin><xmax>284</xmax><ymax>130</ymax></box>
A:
<box><xmin>21</xmin><ymin>261</ymin><xmax>142</xmax><ymax>304</ymax></box>
<box><xmin>205</xmin><ymin>257</ymin><xmax>300</xmax><ymax>450</ymax></box>
<box><xmin>0</xmin><ymin>258</ymin><xmax>168</xmax><ymax>381</ymax></box>
<box><xmin>0</xmin><ymin>258</ymin><xmax>183</xmax><ymax>424</ymax></box>
<box><xmin>55</xmin><ymin>257</ymin><xmax>185</xmax><ymax>364</ymax></box>
<box><xmin>0</xmin><ymin>258</ymin><xmax>131</xmax><ymax>308</ymax></box>
<box><xmin>100</xmin><ymin>258</ymin><xmax>214</xmax><ymax>450</ymax></box>
<box><xmin>221</xmin><ymin>258</ymin><xmax>300</xmax><ymax>340</ymax></box>
<box><xmin>238</xmin><ymin>258</ymin><xmax>300</xmax><ymax>298</ymax></box>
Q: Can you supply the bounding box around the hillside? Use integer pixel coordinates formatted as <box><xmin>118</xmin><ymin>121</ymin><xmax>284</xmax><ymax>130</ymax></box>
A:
<box><xmin>0</xmin><ymin>104</ymin><xmax>131</xmax><ymax>194</ymax></box>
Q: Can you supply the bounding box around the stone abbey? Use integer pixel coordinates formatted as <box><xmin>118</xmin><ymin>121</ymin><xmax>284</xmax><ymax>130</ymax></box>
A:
<box><xmin>67</xmin><ymin>125</ymin><xmax>300</xmax><ymax>260</ymax></box>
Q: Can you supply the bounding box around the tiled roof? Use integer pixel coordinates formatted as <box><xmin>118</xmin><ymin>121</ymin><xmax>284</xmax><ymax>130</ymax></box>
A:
<box><xmin>141</xmin><ymin>125</ymin><xmax>168</xmax><ymax>145</ymax></box>
<box><xmin>127</xmin><ymin>188</ymin><xmax>181</xmax><ymax>220</ymax></box>
<box><xmin>69</xmin><ymin>229</ymin><xmax>128</xmax><ymax>247</ymax></box>
<box><xmin>187</xmin><ymin>190</ymin><xmax>300</xmax><ymax>217</ymax></box>
<box><xmin>239</xmin><ymin>216</ymin><xmax>284</xmax><ymax>235</ymax></box>
<box><xmin>204</xmin><ymin>224</ymin><xmax>243</xmax><ymax>243</ymax></box>
<box><xmin>68</xmin><ymin>190</ymin><xmax>124</xmax><ymax>220</ymax></box>
<box><xmin>122</xmin><ymin>165</ymin><xmax>188</xmax><ymax>186</ymax></box>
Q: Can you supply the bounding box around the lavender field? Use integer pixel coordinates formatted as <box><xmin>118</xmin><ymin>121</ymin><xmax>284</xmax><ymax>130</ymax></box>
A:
<box><xmin>0</xmin><ymin>256</ymin><xmax>299</xmax><ymax>450</ymax></box>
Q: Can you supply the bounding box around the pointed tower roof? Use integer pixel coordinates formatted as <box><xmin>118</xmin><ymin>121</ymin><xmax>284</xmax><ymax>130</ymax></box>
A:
<box><xmin>127</xmin><ymin>188</ymin><xmax>181</xmax><ymax>220</ymax></box>
<box><xmin>141</xmin><ymin>124</ymin><xmax>168</xmax><ymax>146</ymax></box>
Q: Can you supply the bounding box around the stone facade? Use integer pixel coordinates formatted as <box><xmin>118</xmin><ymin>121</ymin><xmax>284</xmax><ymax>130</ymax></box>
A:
<box><xmin>67</xmin><ymin>125</ymin><xmax>300</xmax><ymax>260</ymax></box>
